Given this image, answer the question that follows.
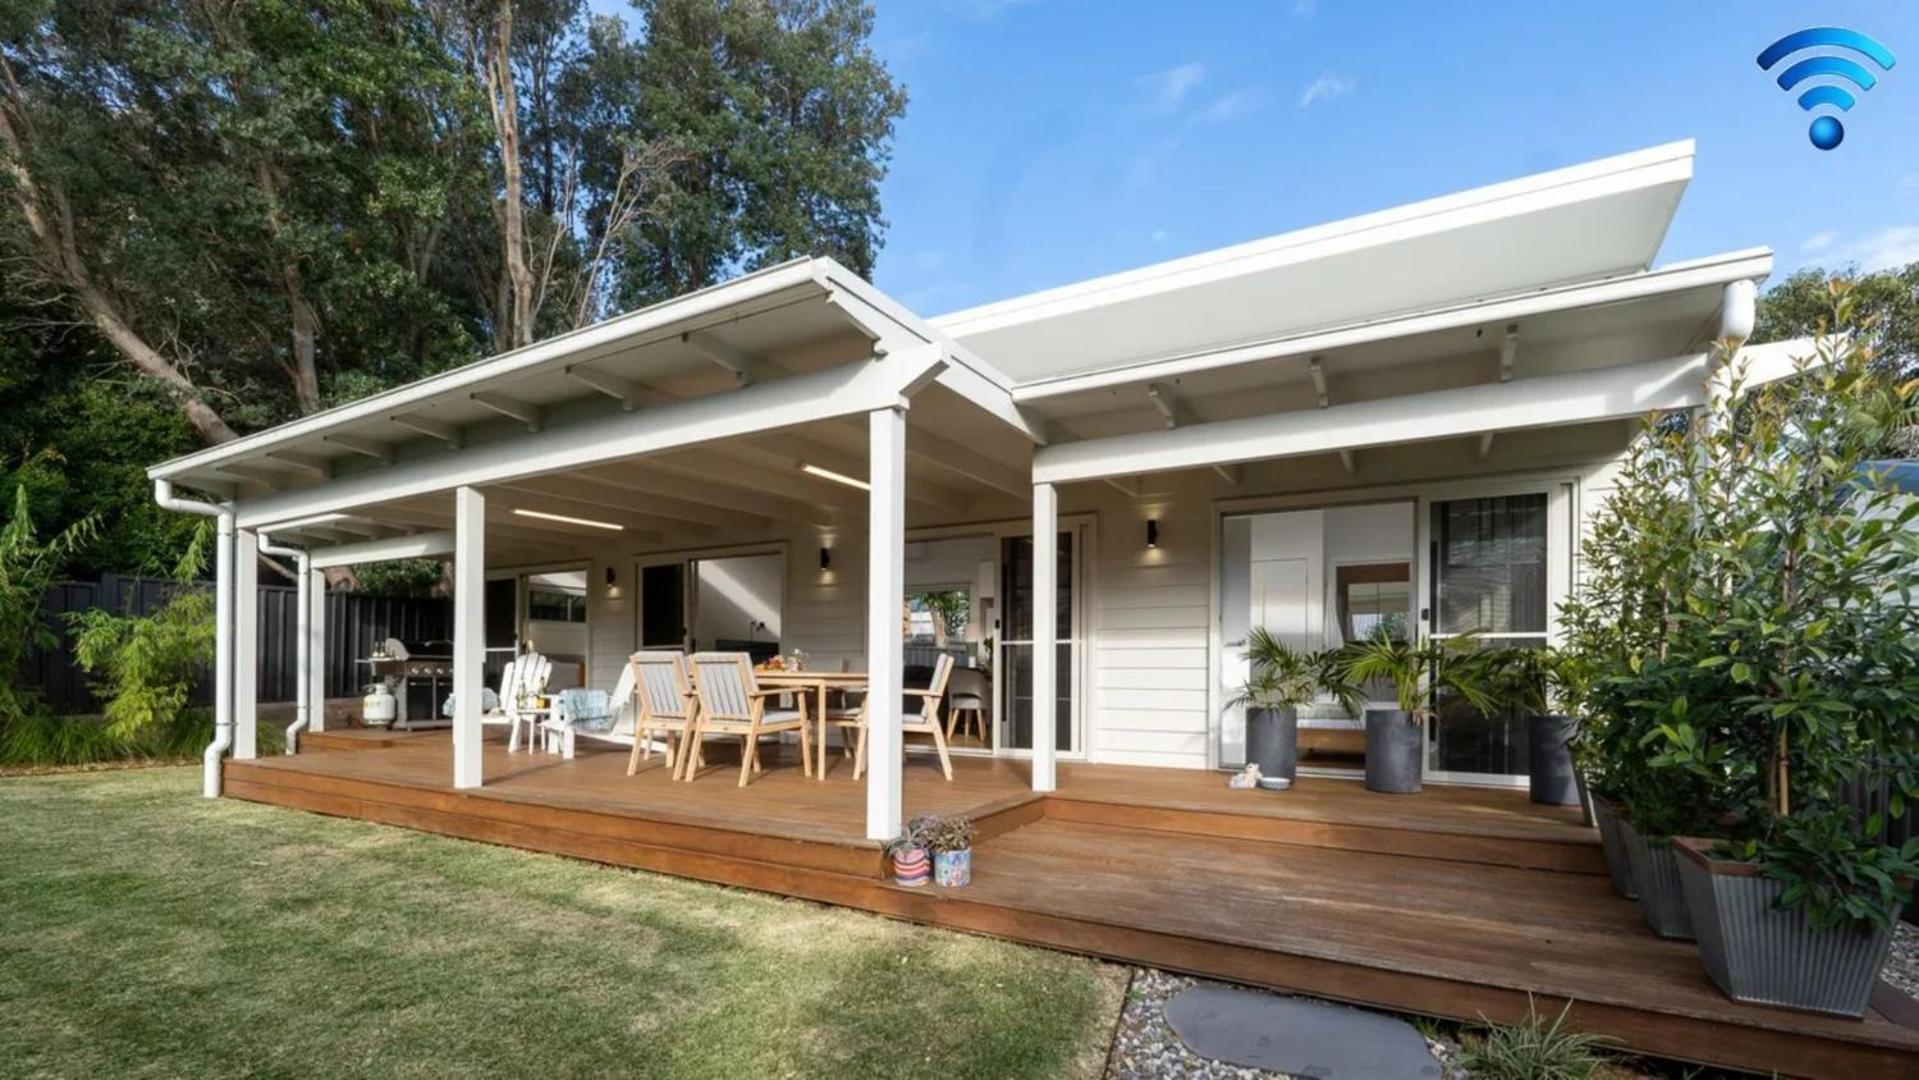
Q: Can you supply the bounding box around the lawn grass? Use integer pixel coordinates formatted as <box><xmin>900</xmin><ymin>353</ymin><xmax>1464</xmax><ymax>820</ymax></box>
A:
<box><xmin>0</xmin><ymin>767</ymin><xmax>1124</xmax><ymax>1079</ymax></box>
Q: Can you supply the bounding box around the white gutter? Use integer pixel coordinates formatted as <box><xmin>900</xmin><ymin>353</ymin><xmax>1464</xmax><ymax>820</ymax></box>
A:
<box><xmin>256</xmin><ymin>532</ymin><xmax>311</xmax><ymax>753</ymax></box>
<box><xmin>154</xmin><ymin>479</ymin><xmax>233</xmax><ymax>798</ymax></box>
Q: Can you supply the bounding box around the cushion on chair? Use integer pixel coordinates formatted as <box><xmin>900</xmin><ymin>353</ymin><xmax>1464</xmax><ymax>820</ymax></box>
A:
<box><xmin>556</xmin><ymin>688</ymin><xmax>615</xmax><ymax>733</ymax></box>
<box><xmin>441</xmin><ymin>688</ymin><xmax>502</xmax><ymax>718</ymax></box>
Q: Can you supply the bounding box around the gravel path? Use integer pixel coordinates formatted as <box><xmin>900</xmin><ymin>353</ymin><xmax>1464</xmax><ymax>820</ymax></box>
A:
<box><xmin>1885</xmin><ymin>922</ymin><xmax>1919</xmax><ymax>999</ymax></box>
<box><xmin>1103</xmin><ymin>968</ymin><xmax>1464</xmax><ymax>1080</ymax></box>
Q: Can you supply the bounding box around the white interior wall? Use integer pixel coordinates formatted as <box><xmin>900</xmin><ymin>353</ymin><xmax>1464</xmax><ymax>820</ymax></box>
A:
<box><xmin>693</xmin><ymin>553</ymin><xmax>785</xmax><ymax>649</ymax></box>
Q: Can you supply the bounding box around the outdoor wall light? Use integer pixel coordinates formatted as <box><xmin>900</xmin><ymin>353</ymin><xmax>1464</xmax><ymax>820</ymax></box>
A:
<box><xmin>604</xmin><ymin>565</ymin><xmax>617</xmax><ymax>587</ymax></box>
<box><xmin>819</xmin><ymin>546</ymin><xmax>832</xmax><ymax>571</ymax></box>
<box><xmin>1146</xmin><ymin>519</ymin><xmax>1159</xmax><ymax>549</ymax></box>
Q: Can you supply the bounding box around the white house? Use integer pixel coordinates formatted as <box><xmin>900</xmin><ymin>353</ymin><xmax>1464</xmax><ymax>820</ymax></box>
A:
<box><xmin>148</xmin><ymin>139</ymin><xmax>1814</xmax><ymax>841</ymax></box>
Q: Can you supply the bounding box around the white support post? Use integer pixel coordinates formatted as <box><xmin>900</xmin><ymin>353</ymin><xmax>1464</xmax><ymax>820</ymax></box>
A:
<box><xmin>1031</xmin><ymin>481</ymin><xmax>1058</xmax><ymax>793</ymax></box>
<box><xmin>306</xmin><ymin>567</ymin><xmax>326</xmax><ymax>732</ymax></box>
<box><xmin>233</xmin><ymin>529</ymin><xmax>259</xmax><ymax>760</ymax></box>
<box><xmin>865</xmin><ymin>406</ymin><xmax>907</xmax><ymax>841</ymax></box>
<box><xmin>452</xmin><ymin>486</ymin><xmax>485</xmax><ymax>788</ymax></box>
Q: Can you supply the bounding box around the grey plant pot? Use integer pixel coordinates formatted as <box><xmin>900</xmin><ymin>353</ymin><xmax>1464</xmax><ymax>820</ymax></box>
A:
<box><xmin>1618</xmin><ymin>817</ymin><xmax>1694</xmax><ymax>939</ymax></box>
<box><xmin>1364</xmin><ymin>710</ymin><xmax>1422</xmax><ymax>794</ymax></box>
<box><xmin>1245</xmin><ymin>706</ymin><xmax>1299</xmax><ymax>784</ymax></box>
<box><xmin>1674</xmin><ymin>838</ymin><xmax>1899</xmax><ymax>1017</ymax></box>
<box><xmin>1572</xmin><ymin>766</ymin><xmax>1596</xmax><ymax>828</ymax></box>
<box><xmin>1589</xmin><ymin>796</ymin><xmax>1637</xmax><ymax>899</ymax></box>
<box><xmin>1527</xmin><ymin>713</ymin><xmax>1581</xmax><ymax>806</ymax></box>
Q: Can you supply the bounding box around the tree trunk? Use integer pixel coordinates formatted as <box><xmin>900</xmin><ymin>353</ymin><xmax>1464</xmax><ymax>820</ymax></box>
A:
<box><xmin>483</xmin><ymin>0</ymin><xmax>534</xmax><ymax>351</ymax></box>
<box><xmin>255</xmin><ymin>162</ymin><xmax>323</xmax><ymax>414</ymax></box>
<box><xmin>0</xmin><ymin>64</ymin><xmax>239</xmax><ymax>445</ymax></box>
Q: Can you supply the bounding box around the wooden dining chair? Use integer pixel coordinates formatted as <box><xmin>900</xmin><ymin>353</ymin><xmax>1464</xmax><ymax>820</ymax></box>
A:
<box><xmin>626</xmin><ymin>652</ymin><xmax>702</xmax><ymax>779</ymax></box>
<box><xmin>686</xmin><ymin>652</ymin><xmax>812</xmax><ymax>786</ymax></box>
<box><xmin>855</xmin><ymin>652</ymin><xmax>955</xmax><ymax>782</ymax></box>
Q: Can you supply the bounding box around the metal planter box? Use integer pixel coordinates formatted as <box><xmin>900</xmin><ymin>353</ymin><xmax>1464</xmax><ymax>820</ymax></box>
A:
<box><xmin>1589</xmin><ymin>796</ymin><xmax>1637</xmax><ymax>900</ymax></box>
<box><xmin>1618</xmin><ymin>817</ymin><xmax>1693</xmax><ymax>939</ymax></box>
<box><xmin>1675</xmin><ymin>837</ymin><xmax>1899</xmax><ymax>1018</ymax></box>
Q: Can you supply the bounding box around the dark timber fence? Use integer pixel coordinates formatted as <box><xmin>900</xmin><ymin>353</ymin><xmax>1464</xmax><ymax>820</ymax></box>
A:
<box><xmin>32</xmin><ymin>575</ymin><xmax>450</xmax><ymax>713</ymax></box>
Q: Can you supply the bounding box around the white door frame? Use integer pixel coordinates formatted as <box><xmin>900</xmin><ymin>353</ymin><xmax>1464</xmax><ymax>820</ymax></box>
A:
<box><xmin>1416</xmin><ymin>475</ymin><xmax>1576</xmax><ymax>788</ymax></box>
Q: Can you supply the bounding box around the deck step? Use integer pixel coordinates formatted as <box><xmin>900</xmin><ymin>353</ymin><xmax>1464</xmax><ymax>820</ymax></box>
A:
<box><xmin>1040</xmin><ymin>793</ymin><xmax>1606</xmax><ymax>875</ymax></box>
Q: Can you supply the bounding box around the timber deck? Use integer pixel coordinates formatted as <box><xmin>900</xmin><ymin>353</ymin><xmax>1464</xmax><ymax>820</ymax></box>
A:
<box><xmin>230</xmin><ymin>730</ymin><xmax>1919</xmax><ymax>1078</ymax></box>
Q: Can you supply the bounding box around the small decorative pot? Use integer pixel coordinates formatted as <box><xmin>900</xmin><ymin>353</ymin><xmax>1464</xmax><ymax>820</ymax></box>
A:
<box><xmin>891</xmin><ymin>846</ymin><xmax>930</xmax><ymax>887</ymax></box>
<box><xmin>1618</xmin><ymin>817</ymin><xmax>1693</xmax><ymax>940</ymax></box>
<box><xmin>933</xmin><ymin>847</ymin><xmax>972</xmax><ymax>888</ymax></box>
<box><xmin>1674</xmin><ymin>837</ymin><xmax>1900</xmax><ymax>1017</ymax></box>
<box><xmin>1245</xmin><ymin>706</ymin><xmax>1300</xmax><ymax>784</ymax></box>
<box><xmin>1526</xmin><ymin>714</ymin><xmax>1581</xmax><ymax>806</ymax></box>
<box><xmin>1363</xmin><ymin>710</ymin><xmax>1422</xmax><ymax>794</ymax></box>
<box><xmin>1588</xmin><ymin>796</ymin><xmax>1637</xmax><ymax>900</ymax></box>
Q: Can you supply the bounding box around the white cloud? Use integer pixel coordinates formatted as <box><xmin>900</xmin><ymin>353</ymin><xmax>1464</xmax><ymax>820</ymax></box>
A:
<box><xmin>1900</xmin><ymin>172</ymin><xmax>1919</xmax><ymax>193</ymax></box>
<box><xmin>1151</xmin><ymin>228</ymin><xmax>1168</xmax><ymax>243</ymax></box>
<box><xmin>1849</xmin><ymin>226</ymin><xmax>1919</xmax><ymax>272</ymax></box>
<box><xmin>1291</xmin><ymin>0</ymin><xmax>1318</xmax><ymax>19</ymax></box>
<box><xmin>1192</xmin><ymin>88</ymin><xmax>1263</xmax><ymax>125</ymax></box>
<box><xmin>1297</xmin><ymin>71</ymin><xmax>1355</xmax><ymax>108</ymax></box>
<box><xmin>1143</xmin><ymin>62</ymin><xmax>1205</xmax><ymax>114</ymax></box>
<box><xmin>943</xmin><ymin>0</ymin><xmax>1040</xmax><ymax>20</ymax></box>
<box><xmin>913</xmin><ymin>249</ymin><xmax>945</xmax><ymax>272</ymax></box>
<box><xmin>1802</xmin><ymin>230</ymin><xmax>1838</xmax><ymax>253</ymax></box>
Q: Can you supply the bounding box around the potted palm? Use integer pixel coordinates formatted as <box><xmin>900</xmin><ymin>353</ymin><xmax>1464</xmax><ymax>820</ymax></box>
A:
<box><xmin>1227</xmin><ymin>629</ymin><xmax>1365</xmax><ymax>788</ymax></box>
<box><xmin>1492</xmin><ymin>647</ymin><xmax>1589</xmax><ymax>807</ymax></box>
<box><xmin>1339</xmin><ymin>630</ymin><xmax>1499</xmax><ymax>794</ymax></box>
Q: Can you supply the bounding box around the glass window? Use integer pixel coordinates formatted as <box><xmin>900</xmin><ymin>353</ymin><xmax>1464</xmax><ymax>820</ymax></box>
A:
<box><xmin>905</xmin><ymin>589</ymin><xmax>970</xmax><ymax>646</ymax></box>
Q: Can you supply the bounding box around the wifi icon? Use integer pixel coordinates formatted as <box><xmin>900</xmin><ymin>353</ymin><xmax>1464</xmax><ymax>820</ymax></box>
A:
<box><xmin>1757</xmin><ymin>27</ymin><xmax>1897</xmax><ymax>150</ymax></box>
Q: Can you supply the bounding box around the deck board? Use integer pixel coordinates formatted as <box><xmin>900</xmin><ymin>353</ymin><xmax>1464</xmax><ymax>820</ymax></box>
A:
<box><xmin>224</xmin><ymin>733</ymin><xmax>1919</xmax><ymax>1078</ymax></box>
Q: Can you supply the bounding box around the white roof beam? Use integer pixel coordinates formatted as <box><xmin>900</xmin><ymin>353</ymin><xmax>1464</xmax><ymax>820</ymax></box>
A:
<box><xmin>1143</xmin><ymin>382</ymin><xmax>1193</xmax><ymax>428</ymax></box>
<box><xmin>743</xmin><ymin>433</ymin><xmax>970</xmax><ymax>515</ymax></box>
<box><xmin>390</xmin><ymin>413</ymin><xmax>464</xmax><ymax>449</ymax></box>
<box><xmin>1481</xmin><ymin>325</ymin><xmax>1519</xmax><ymax>461</ymax></box>
<box><xmin>1033</xmin><ymin>339</ymin><xmax>1816</xmax><ymax>485</ymax></box>
<box><xmin>1102</xmin><ymin>477</ymin><xmax>1141</xmax><ymax>498</ymax></box>
<box><xmin>506</xmin><ymin>474</ymin><xmax>770</xmax><ymax>533</ymax></box>
<box><xmin>265</xmin><ymin>451</ymin><xmax>332</xmax><ymax>480</ymax></box>
<box><xmin>234</xmin><ymin>347</ymin><xmax>943</xmax><ymax>529</ymax></box>
<box><xmin>1213</xmin><ymin>464</ymin><xmax>1242</xmax><ymax>486</ymax></box>
<box><xmin>309</xmin><ymin>530</ymin><xmax>456</xmax><ymax>570</ymax></box>
<box><xmin>470</xmin><ymin>391</ymin><xmax>543</xmax><ymax>432</ymax></box>
<box><xmin>324</xmin><ymin>434</ymin><xmax>396</xmax><ymax>465</ymax></box>
<box><xmin>683</xmin><ymin>330</ymin><xmax>766</xmax><ymax>385</ymax></box>
<box><xmin>1338</xmin><ymin>449</ymin><xmax>1357</xmax><ymax>474</ymax></box>
<box><xmin>565</xmin><ymin>364</ymin><xmax>661</xmax><ymax>411</ymax></box>
<box><xmin>905</xmin><ymin>429</ymin><xmax>1029</xmax><ymax>499</ymax></box>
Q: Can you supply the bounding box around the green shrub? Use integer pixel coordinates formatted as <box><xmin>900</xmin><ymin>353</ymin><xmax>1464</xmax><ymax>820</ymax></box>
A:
<box><xmin>1563</xmin><ymin>285</ymin><xmax>1919</xmax><ymax>929</ymax></box>
<box><xmin>1458</xmin><ymin>1000</ymin><xmax>1615</xmax><ymax>1080</ymax></box>
<box><xmin>0</xmin><ymin>485</ymin><xmax>97</xmax><ymax>731</ymax></box>
<box><xmin>67</xmin><ymin>525</ymin><xmax>215</xmax><ymax>741</ymax></box>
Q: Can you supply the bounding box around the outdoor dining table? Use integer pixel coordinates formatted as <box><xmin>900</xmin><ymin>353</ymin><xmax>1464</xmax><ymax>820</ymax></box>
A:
<box><xmin>751</xmin><ymin>669</ymin><xmax>869</xmax><ymax>781</ymax></box>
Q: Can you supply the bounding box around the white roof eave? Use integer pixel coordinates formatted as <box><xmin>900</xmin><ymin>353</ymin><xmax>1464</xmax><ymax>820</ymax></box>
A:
<box><xmin>1009</xmin><ymin>246</ymin><xmax>1773</xmax><ymax>403</ymax></box>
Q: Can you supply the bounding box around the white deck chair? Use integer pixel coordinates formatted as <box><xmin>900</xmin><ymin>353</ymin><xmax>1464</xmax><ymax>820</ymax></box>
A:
<box><xmin>625</xmin><ymin>652</ymin><xmax>702</xmax><ymax>779</ymax></box>
<box><xmin>509</xmin><ymin>652</ymin><xmax>553</xmax><ymax>752</ymax></box>
<box><xmin>476</xmin><ymin>658</ymin><xmax>519</xmax><ymax>742</ymax></box>
<box><xmin>686</xmin><ymin>652</ymin><xmax>812</xmax><ymax>786</ymax></box>
<box><xmin>855</xmin><ymin>652</ymin><xmax>955</xmax><ymax>781</ymax></box>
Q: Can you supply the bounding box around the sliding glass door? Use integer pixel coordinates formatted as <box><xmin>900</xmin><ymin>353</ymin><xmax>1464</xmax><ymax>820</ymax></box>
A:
<box><xmin>1423</xmin><ymin>487</ymin><xmax>1567</xmax><ymax>782</ymax></box>
<box><xmin>997</xmin><ymin>529</ymin><xmax>1080</xmax><ymax>755</ymax></box>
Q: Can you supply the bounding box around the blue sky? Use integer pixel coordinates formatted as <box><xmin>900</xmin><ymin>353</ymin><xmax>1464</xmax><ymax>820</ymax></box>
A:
<box><xmin>595</xmin><ymin>1</ymin><xmax>1919</xmax><ymax>316</ymax></box>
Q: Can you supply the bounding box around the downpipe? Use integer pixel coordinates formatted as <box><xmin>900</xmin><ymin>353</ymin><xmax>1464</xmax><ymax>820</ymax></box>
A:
<box><xmin>153</xmin><ymin>479</ymin><xmax>234</xmax><ymax>798</ymax></box>
<box><xmin>257</xmin><ymin>532</ymin><xmax>310</xmax><ymax>754</ymax></box>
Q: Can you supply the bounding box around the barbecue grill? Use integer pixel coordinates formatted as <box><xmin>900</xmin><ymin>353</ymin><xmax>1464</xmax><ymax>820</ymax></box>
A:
<box><xmin>364</xmin><ymin>637</ymin><xmax>455</xmax><ymax>729</ymax></box>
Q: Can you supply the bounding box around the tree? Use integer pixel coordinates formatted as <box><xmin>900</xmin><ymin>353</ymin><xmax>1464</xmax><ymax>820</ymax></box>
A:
<box><xmin>68</xmin><ymin>524</ymin><xmax>216</xmax><ymax>739</ymax></box>
<box><xmin>621</xmin><ymin>0</ymin><xmax>905</xmax><ymax>303</ymax></box>
<box><xmin>0</xmin><ymin>0</ymin><xmax>485</xmax><ymax>442</ymax></box>
<box><xmin>1755</xmin><ymin>262</ymin><xmax>1919</xmax><ymax>382</ymax></box>
<box><xmin>0</xmin><ymin>485</ymin><xmax>95</xmax><ymax>729</ymax></box>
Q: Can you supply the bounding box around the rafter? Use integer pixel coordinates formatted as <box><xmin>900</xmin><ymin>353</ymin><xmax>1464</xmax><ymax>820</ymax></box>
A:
<box><xmin>390</xmin><ymin>412</ymin><xmax>463</xmax><ymax>448</ymax></box>
<box><xmin>682</xmin><ymin>330</ymin><xmax>767</xmax><ymax>384</ymax></box>
<box><xmin>470</xmin><ymin>391</ymin><xmax>543</xmax><ymax>432</ymax></box>
<box><xmin>324</xmin><ymin>433</ymin><xmax>396</xmax><ymax>465</ymax></box>
<box><xmin>265</xmin><ymin>451</ymin><xmax>332</xmax><ymax>480</ymax></box>
<box><xmin>565</xmin><ymin>364</ymin><xmax>661</xmax><ymax>411</ymax></box>
<box><xmin>1143</xmin><ymin>382</ymin><xmax>1193</xmax><ymax>428</ymax></box>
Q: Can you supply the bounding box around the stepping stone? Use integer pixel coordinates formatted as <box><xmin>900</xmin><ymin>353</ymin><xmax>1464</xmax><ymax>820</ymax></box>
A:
<box><xmin>1163</xmin><ymin>984</ymin><xmax>1442</xmax><ymax>1079</ymax></box>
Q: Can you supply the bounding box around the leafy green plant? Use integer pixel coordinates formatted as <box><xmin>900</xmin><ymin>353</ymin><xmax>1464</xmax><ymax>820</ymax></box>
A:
<box><xmin>1561</xmin><ymin>283</ymin><xmax>1919</xmax><ymax>929</ymax></box>
<box><xmin>1227</xmin><ymin>628</ymin><xmax>1367</xmax><ymax>715</ymax></box>
<box><xmin>1338</xmin><ymin>629</ymin><xmax>1501</xmax><ymax>722</ymax></box>
<box><xmin>0</xmin><ymin>486</ymin><xmax>97</xmax><ymax>731</ymax></box>
<box><xmin>66</xmin><ymin>525</ymin><xmax>215</xmax><ymax>741</ymax></box>
<box><xmin>1457</xmin><ymin>999</ymin><xmax>1615</xmax><ymax>1080</ymax></box>
<box><xmin>1490</xmin><ymin>647</ymin><xmax>1589</xmax><ymax>718</ymax></box>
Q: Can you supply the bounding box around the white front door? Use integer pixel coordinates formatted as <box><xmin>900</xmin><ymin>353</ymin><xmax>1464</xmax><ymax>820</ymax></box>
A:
<box><xmin>1219</xmin><ymin>509</ymin><xmax>1323</xmax><ymax>766</ymax></box>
